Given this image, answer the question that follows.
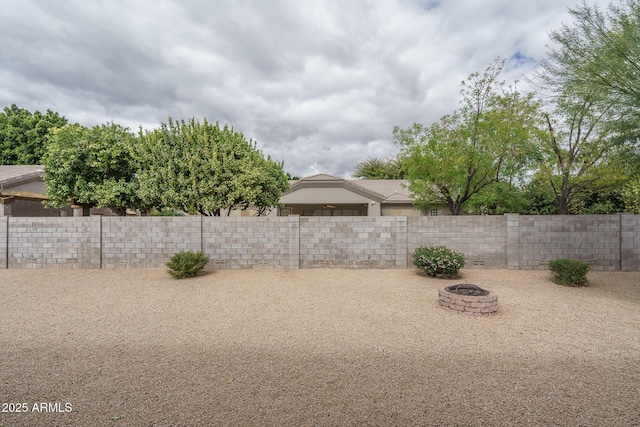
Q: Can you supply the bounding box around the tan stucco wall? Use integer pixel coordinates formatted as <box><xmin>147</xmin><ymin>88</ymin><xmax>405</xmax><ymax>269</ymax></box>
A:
<box><xmin>381</xmin><ymin>204</ymin><xmax>422</xmax><ymax>217</ymax></box>
<box><xmin>281</xmin><ymin>187</ymin><xmax>373</xmax><ymax>204</ymax></box>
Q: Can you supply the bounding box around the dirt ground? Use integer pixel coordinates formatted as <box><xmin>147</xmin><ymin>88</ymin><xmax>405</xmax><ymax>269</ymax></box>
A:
<box><xmin>1</xmin><ymin>268</ymin><xmax>639</xmax><ymax>426</ymax></box>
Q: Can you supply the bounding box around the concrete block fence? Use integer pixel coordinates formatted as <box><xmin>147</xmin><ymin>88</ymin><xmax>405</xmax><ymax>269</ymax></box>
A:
<box><xmin>1</xmin><ymin>214</ymin><xmax>638</xmax><ymax>270</ymax></box>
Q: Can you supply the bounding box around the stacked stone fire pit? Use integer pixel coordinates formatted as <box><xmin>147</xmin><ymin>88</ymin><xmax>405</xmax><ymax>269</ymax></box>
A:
<box><xmin>438</xmin><ymin>284</ymin><xmax>498</xmax><ymax>316</ymax></box>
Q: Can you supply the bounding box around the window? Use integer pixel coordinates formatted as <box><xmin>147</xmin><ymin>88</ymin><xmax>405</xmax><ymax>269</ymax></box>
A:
<box><xmin>429</xmin><ymin>209</ymin><xmax>438</xmax><ymax>216</ymax></box>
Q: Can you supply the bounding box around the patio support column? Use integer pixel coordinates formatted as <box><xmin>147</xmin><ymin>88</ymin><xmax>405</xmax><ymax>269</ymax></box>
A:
<box><xmin>367</xmin><ymin>201</ymin><xmax>381</xmax><ymax>217</ymax></box>
<box><xmin>0</xmin><ymin>197</ymin><xmax>14</xmax><ymax>216</ymax></box>
<box><xmin>72</xmin><ymin>204</ymin><xmax>91</xmax><ymax>217</ymax></box>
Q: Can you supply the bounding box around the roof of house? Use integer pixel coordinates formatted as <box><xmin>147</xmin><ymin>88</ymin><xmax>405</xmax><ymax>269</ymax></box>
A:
<box><xmin>287</xmin><ymin>174</ymin><xmax>412</xmax><ymax>203</ymax></box>
<box><xmin>0</xmin><ymin>165</ymin><xmax>44</xmax><ymax>186</ymax></box>
<box><xmin>0</xmin><ymin>165</ymin><xmax>47</xmax><ymax>200</ymax></box>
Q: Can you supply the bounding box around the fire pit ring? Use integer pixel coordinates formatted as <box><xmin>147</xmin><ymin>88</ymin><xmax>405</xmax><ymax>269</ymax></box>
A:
<box><xmin>439</xmin><ymin>284</ymin><xmax>498</xmax><ymax>316</ymax></box>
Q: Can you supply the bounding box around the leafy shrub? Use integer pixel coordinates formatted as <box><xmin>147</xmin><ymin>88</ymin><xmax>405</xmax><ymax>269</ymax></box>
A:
<box><xmin>412</xmin><ymin>244</ymin><xmax>466</xmax><ymax>278</ymax></box>
<box><xmin>548</xmin><ymin>258</ymin><xmax>590</xmax><ymax>286</ymax></box>
<box><xmin>166</xmin><ymin>250</ymin><xmax>209</xmax><ymax>279</ymax></box>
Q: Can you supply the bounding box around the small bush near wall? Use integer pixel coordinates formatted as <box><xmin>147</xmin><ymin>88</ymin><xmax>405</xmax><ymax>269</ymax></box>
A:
<box><xmin>548</xmin><ymin>258</ymin><xmax>590</xmax><ymax>286</ymax></box>
<box><xmin>166</xmin><ymin>251</ymin><xmax>210</xmax><ymax>279</ymax></box>
<box><xmin>412</xmin><ymin>244</ymin><xmax>466</xmax><ymax>278</ymax></box>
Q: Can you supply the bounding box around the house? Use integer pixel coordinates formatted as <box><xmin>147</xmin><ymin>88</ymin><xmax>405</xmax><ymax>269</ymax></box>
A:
<box><xmin>277</xmin><ymin>174</ymin><xmax>445</xmax><ymax>217</ymax></box>
<box><xmin>0</xmin><ymin>167</ymin><xmax>444</xmax><ymax>217</ymax></box>
<box><xmin>0</xmin><ymin>166</ymin><xmax>112</xmax><ymax>217</ymax></box>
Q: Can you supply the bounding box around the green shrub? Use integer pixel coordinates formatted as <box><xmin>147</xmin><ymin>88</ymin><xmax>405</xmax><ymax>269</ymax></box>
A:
<box><xmin>412</xmin><ymin>244</ymin><xmax>466</xmax><ymax>278</ymax></box>
<box><xmin>548</xmin><ymin>258</ymin><xmax>590</xmax><ymax>286</ymax></box>
<box><xmin>166</xmin><ymin>250</ymin><xmax>209</xmax><ymax>279</ymax></box>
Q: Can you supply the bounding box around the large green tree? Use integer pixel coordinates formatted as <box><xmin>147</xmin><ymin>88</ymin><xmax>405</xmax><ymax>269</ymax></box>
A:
<box><xmin>43</xmin><ymin>123</ymin><xmax>144</xmax><ymax>215</ymax></box>
<box><xmin>134</xmin><ymin>118</ymin><xmax>288</xmax><ymax>216</ymax></box>
<box><xmin>538</xmin><ymin>86</ymin><xmax>631</xmax><ymax>214</ymax></box>
<box><xmin>541</xmin><ymin>0</ymin><xmax>640</xmax><ymax>126</ymax></box>
<box><xmin>395</xmin><ymin>61</ymin><xmax>542</xmax><ymax>215</ymax></box>
<box><xmin>0</xmin><ymin>104</ymin><xmax>68</xmax><ymax>164</ymax></box>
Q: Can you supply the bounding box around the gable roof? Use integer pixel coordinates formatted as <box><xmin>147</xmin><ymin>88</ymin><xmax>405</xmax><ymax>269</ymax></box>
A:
<box><xmin>0</xmin><ymin>165</ymin><xmax>44</xmax><ymax>186</ymax></box>
<box><xmin>0</xmin><ymin>165</ymin><xmax>47</xmax><ymax>200</ymax></box>
<box><xmin>286</xmin><ymin>174</ymin><xmax>412</xmax><ymax>204</ymax></box>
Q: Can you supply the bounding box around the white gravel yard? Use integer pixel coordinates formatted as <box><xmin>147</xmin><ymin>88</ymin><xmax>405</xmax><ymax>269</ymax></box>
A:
<box><xmin>1</xmin><ymin>268</ymin><xmax>639</xmax><ymax>426</ymax></box>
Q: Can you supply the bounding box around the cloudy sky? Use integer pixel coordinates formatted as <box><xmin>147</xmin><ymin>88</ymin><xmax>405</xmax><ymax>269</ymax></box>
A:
<box><xmin>0</xmin><ymin>0</ymin><xmax>608</xmax><ymax>178</ymax></box>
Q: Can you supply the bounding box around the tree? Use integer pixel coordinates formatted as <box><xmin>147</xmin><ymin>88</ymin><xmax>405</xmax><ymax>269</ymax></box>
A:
<box><xmin>622</xmin><ymin>176</ymin><xmax>640</xmax><ymax>213</ymax></box>
<box><xmin>134</xmin><ymin>118</ymin><xmax>288</xmax><ymax>216</ymax></box>
<box><xmin>465</xmin><ymin>181</ymin><xmax>528</xmax><ymax>215</ymax></box>
<box><xmin>395</xmin><ymin>61</ymin><xmax>542</xmax><ymax>215</ymax></box>
<box><xmin>0</xmin><ymin>104</ymin><xmax>67</xmax><ymax>164</ymax></box>
<box><xmin>538</xmin><ymin>85</ymin><xmax>631</xmax><ymax>214</ymax></box>
<box><xmin>353</xmin><ymin>157</ymin><xmax>407</xmax><ymax>179</ymax></box>
<box><xmin>43</xmin><ymin>123</ymin><xmax>144</xmax><ymax>215</ymax></box>
<box><xmin>540</xmin><ymin>0</ymin><xmax>640</xmax><ymax>129</ymax></box>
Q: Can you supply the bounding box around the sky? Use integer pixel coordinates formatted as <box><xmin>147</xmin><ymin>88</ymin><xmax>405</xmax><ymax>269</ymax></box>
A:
<box><xmin>0</xmin><ymin>0</ymin><xmax>610</xmax><ymax>178</ymax></box>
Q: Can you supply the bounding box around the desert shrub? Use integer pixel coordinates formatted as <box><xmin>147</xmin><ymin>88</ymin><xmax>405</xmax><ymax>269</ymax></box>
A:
<box><xmin>166</xmin><ymin>250</ymin><xmax>209</xmax><ymax>279</ymax></box>
<box><xmin>548</xmin><ymin>258</ymin><xmax>589</xmax><ymax>286</ymax></box>
<box><xmin>412</xmin><ymin>244</ymin><xmax>465</xmax><ymax>278</ymax></box>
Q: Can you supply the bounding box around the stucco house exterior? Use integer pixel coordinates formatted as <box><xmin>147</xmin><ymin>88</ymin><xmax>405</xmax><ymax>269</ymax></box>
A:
<box><xmin>0</xmin><ymin>165</ymin><xmax>112</xmax><ymax>217</ymax></box>
<box><xmin>0</xmin><ymin>167</ymin><xmax>443</xmax><ymax>217</ymax></box>
<box><xmin>279</xmin><ymin>174</ymin><xmax>445</xmax><ymax>217</ymax></box>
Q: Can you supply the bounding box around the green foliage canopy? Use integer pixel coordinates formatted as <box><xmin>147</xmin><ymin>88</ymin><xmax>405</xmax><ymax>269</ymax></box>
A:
<box><xmin>353</xmin><ymin>157</ymin><xmax>407</xmax><ymax>179</ymax></box>
<box><xmin>43</xmin><ymin>123</ymin><xmax>144</xmax><ymax>215</ymax></box>
<box><xmin>134</xmin><ymin>118</ymin><xmax>288</xmax><ymax>216</ymax></box>
<box><xmin>0</xmin><ymin>104</ymin><xmax>67</xmax><ymax>164</ymax></box>
<box><xmin>541</xmin><ymin>0</ymin><xmax>640</xmax><ymax>128</ymax></box>
<box><xmin>395</xmin><ymin>61</ymin><xmax>542</xmax><ymax>215</ymax></box>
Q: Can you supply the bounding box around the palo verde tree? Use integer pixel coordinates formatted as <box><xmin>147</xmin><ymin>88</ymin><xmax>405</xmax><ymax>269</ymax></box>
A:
<box><xmin>540</xmin><ymin>0</ymin><xmax>640</xmax><ymax>132</ymax></box>
<box><xmin>539</xmin><ymin>88</ymin><xmax>634</xmax><ymax>214</ymax></box>
<box><xmin>536</xmin><ymin>0</ymin><xmax>640</xmax><ymax>214</ymax></box>
<box><xmin>395</xmin><ymin>60</ymin><xmax>542</xmax><ymax>215</ymax></box>
<box><xmin>134</xmin><ymin>118</ymin><xmax>288</xmax><ymax>216</ymax></box>
<box><xmin>43</xmin><ymin>122</ymin><xmax>144</xmax><ymax>215</ymax></box>
<box><xmin>0</xmin><ymin>104</ymin><xmax>68</xmax><ymax>164</ymax></box>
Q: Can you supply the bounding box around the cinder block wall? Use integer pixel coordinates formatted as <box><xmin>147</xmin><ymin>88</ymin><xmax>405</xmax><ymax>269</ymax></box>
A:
<box><xmin>512</xmin><ymin>215</ymin><xmax>621</xmax><ymax>271</ymax></box>
<box><xmin>621</xmin><ymin>214</ymin><xmax>640</xmax><ymax>271</ymax></box>
<box><xmin>102</xmin><ymin>217</ymin><xmax>201</xmax><ymax>269</ymax></box>
<box><xmin>1</xmin><ymin>214</ymin><xmax>639</xmax><ymax>270</ymax></box>
<box><xmin>203</xmin><ymin>217</ymin><xmax>292</xmax><ymax>269</ymax></box>
<box><xmin>409</xmin><ymin>216</ymin><xmax>507</xmax><ymax>268</ymax></box>
<box><xmin>7</xmin><ymin>217</ymin><xmax>100</xmax><ymax>269</ymax></box>
<box><xmin>0</xmin><ymin>217</ymin><xmax>7</xmax><ymax>269</ymax></box>
<box><xmin>299</xmin><ymin>217</ymin><xmax>398</xmax><ymax>268</ymax></box>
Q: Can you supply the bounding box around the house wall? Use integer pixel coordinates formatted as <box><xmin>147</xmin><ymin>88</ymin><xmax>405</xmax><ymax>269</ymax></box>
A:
<box><xmin>381</xmin><ymin>204</ymin><xmax>423</xmax><ymax>217</ymax></box>
<box><xmin>281</xmin><ymin>187</ymin><xmax>373</xmax><ymax>204</ymax></box>
<box><xmin>10</xmin><ymin>200</ymin><xmax>72</xmax><ymax>217</ymax></box>
<box><xmin>1</xmin><ymin>214</ymin><xmax>638</xmax><ymax>270</ymax></box>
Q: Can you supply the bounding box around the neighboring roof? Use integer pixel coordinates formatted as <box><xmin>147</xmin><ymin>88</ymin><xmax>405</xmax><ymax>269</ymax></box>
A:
<box><xmin>286</xmin><ymin>174</ymin><xmax>412</xmax><ymax>204</ymax></box>
<box><xmin>0</xmin><ymin>165</ymin><xmax>44</xmax><ymax>186</ymax></box>
<box><xmin>0</xmin><ymin>165</ymin><xmax>47</xmax><ymax>200</ymax></box>
<box><xmin>351</xmin><ymin>179</ymin><xmax>412</xmax><ymax>203</ymax></box>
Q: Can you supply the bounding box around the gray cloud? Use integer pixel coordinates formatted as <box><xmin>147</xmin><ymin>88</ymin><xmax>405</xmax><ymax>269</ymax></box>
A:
<box><xmin>0</xmin><ymin>0</ymin><xmax>609</xmax><ymax>177</ymax></box>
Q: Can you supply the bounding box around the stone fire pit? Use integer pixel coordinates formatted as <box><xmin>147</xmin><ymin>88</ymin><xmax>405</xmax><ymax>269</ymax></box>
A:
<box><xmin>438</xmin><ymin>284</ymin><xmax>498</xmax><ymax>316</ymax></box>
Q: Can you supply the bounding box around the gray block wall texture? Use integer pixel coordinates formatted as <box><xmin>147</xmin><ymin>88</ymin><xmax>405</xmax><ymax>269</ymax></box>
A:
<box><xmin>0</xmin><ymin>216</ymin><xmax>7</xmax><ymax>269</ymax></box>
<box><xmin>511</xmin><ymin>214</ymin><xmax>623</xmax><ymax>271</ymax></box>
<box><xmin>7</xmin><ymin>217</ymin><xmax>100</xmax><ymax>269</ymax></box>
<box><xmin>102</xmin><ymin>217</ymin><xmax>201</xmax><ymax>269</ymax></box>
<box><xmin>203</xmin><ymin>217</ymin><xmax>293</xmax><ymax>269</ymax></box>
<box><xmin>0</xmin><ymin>214</ymin><xmax>638</xmax><ymax>270</ymax></box>
<box><xmin>299</xmin><ymin>217</ymin><xmax>399</xmax><ymax>268</ymax></box>
<box><xmin>409</xmin><ymin>216</ymin><xmax>507</xmax><ymax>268</ymax></box>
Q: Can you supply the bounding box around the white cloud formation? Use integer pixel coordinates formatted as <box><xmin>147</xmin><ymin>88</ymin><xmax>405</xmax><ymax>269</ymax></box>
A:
<box><xmin>0</xmin><ymin>0</ymin><xmax>610</xmax><ymax>177</ymax></box>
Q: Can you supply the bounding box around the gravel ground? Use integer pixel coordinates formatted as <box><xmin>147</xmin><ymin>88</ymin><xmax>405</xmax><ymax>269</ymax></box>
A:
<box><xmin>1</xmin><ymin>267</ymin><xmax>639</xmax><ymax>427</ymax></box>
